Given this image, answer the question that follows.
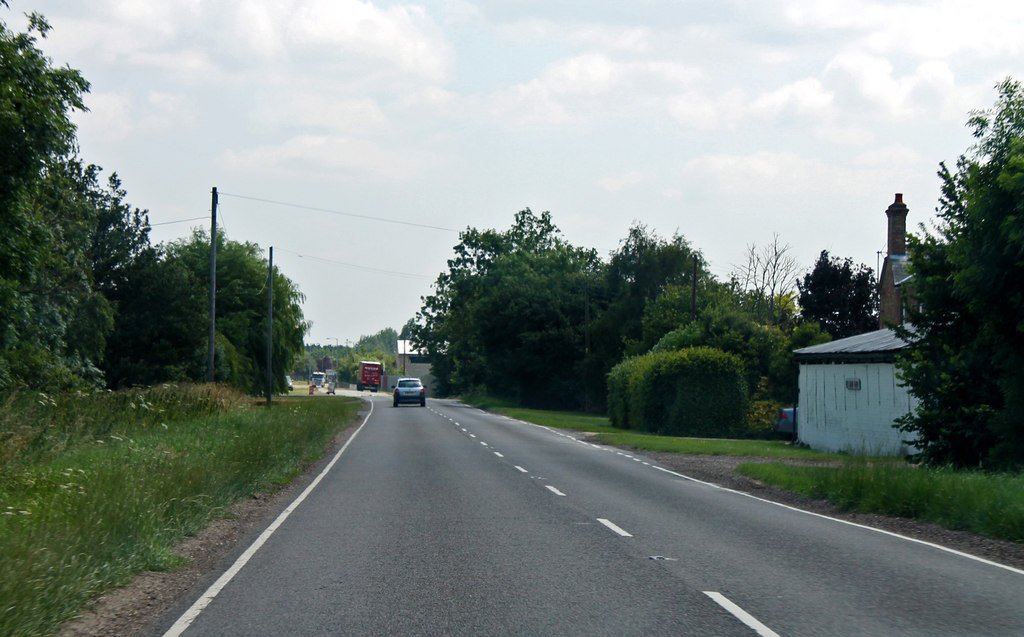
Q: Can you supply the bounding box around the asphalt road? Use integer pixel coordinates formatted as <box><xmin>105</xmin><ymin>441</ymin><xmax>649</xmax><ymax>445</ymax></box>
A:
<box><xmin>155</xmin><ymin>394</ymin><xmax>1024</xmax><ymax>636</ymax></box>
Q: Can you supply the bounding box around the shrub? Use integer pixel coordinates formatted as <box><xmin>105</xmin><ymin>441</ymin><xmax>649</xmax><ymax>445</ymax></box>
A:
<box><xmin>608</xmin><ymin>347</ymin><xmax>748</xmax><ymax>437</ymax></box>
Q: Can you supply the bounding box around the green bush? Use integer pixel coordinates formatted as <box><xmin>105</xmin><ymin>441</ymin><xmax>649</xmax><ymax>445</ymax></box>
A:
<box><xmin>608</xmin><ymin>347</ymin><xmax>748</xmax><ymax>437</ymax></box>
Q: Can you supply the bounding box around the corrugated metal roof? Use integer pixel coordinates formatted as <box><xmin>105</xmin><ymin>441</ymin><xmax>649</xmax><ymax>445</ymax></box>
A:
<box><xmin>794</xmin><ymin>328</ymin><xmax>910</xmax><ymax>362</ymax></box>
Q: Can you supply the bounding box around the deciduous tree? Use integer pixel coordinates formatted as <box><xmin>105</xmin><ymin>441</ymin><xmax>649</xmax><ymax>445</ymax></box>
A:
<box><xmin>896</xmin><ymin>78</ymin><xmax>1024</xmax><ymax>468</ymax></box>
<box><xmin>798</xmin><ymin>250</ymin><xmax>878</xmax><ymax>339</ymax></box>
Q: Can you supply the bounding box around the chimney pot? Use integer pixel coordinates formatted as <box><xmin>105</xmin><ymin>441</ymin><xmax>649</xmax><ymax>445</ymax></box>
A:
<box><xmin>895</xmin><ymin>193</ymin><xmax>903</xmax><ymax>203</ymax></box>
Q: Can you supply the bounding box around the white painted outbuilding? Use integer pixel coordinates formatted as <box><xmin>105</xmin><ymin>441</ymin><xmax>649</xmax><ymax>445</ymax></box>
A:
<box><xmin>794</xmin><ymin>329</ymin><xmax>918</xmax><ymax>456</ymax></box>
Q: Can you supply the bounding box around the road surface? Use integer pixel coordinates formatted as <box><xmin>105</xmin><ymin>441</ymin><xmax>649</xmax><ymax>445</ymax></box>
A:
<box><xmin>154</xmin><ymin>394</ymin><xmax>1024</xmax><ymax>636</ymax></box>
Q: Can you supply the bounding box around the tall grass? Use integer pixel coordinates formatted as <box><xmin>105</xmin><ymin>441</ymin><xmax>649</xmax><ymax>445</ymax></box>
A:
<box><xmin>0</xmin><ymin>385</ymin><xmax>359</xmax><ymax>636</ymax></box>
<box><xmin>737</xmin><ymin>459</ymin><xmax>1024</xmax><ymax>543</ymax></box>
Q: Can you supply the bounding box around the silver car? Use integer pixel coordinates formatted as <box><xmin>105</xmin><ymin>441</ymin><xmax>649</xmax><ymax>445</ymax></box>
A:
<box><xmin>393</xmin><ymin>377</ymin><xmax>426</xmax><ymax>407</ymax></box>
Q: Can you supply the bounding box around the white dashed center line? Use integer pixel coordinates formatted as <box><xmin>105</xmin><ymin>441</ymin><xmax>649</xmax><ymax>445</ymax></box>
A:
<box><xmin>703</xmin><ymin>592</ymin><xmax>780</xmax><ymax>637</ymax></box>
<box><xmin>597</xmin><ymin>518</ymin><xmax>633</xmax><ymax>537</ymax></box>
<box><xmin>514</xmin><ymin>466</ymin><xmax>528</xmax><ymax>473</ymax></box>
<box><xmin>546</xmin><ymin>485</ymin><xmax>566</xmax><ymax>496</ymax></box>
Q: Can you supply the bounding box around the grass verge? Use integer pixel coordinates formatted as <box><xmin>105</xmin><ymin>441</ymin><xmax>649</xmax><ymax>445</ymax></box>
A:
<box><xmin>736</xmin><ymin>460</ymin><xmax>1024</xmax><ymax>543</ymax></box>
<box><xmin>595</xmin><ymin>431</ymin><xmax>838</xmax><ymax>460</ymax></box>
<box><xmin>478</xmin><ymin>400</ymin><xmax>837</xmax><ymax>461</ymax></box>
<box><xmin>488</xmin><ymin>406</ymin><xmax>622</xmax><ymax>434</ymax></box>
<box><xmin>0</xmin><ymin>385</ymin><xmax>359</xmax><ymax>637</ymax></box>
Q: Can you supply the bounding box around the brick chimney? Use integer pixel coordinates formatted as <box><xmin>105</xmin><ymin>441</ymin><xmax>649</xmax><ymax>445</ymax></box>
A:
<box><xmin>885</xmin><ymin>193</ymin><xmax>908</xmax><ymax>256</ymax></box>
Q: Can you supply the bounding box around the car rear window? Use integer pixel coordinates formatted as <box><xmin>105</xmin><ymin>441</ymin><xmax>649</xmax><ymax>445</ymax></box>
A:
<box><xmin>398</xmin><ymin>380</ymin><xmax>421</xmax><ymax>388</ymax></box>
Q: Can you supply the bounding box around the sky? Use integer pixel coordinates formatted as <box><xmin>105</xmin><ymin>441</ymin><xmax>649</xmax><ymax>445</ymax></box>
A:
<box><xmin>12</xmin><ymin>0</ymin><xmax>1024</xmax><ymax>345</ymax></box>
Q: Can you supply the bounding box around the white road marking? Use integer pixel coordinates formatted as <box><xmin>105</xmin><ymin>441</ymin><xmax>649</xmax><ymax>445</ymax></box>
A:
<box><xmin>480</xmin><ymin>441</ymin><xmax>488</xmax><ymax>447</ymax></box>
<box><xmin>703</xmin><ymin>591</ymin><xmax>780</xmax><ymax>637</ymax></box>
<box><xmin>514</xmin><ymin>466</ymin><xmax>528</xmax><ymax>473</ymax></box>
<box><xmin>597</xmin><ymin>518</ymin><xmax>633</xmax><ymax>537</ymax></box>
<box><xmin>546</xmin><ymin>485</ymin><xmax>566</xmax><ymax>496</ymax></box>
<box><xmin>163</xmin><ymin>398</ymin><xmax>376</xmax><ymax>637</ymax></box>
<box><xmin>469</xmin><ymin>433</ymin><xmax>476</xmax><ymax>438</ymax></box>
<box><xmin>494</xmin><ymin>452</ymin><xmax>504</xmax><ymax>458</ymax></box>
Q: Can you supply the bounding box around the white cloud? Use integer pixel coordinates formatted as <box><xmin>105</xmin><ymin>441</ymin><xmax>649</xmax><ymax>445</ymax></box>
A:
<box><xmin>442</xmin><ymin>0</ymin><xmax>482</xmax><ymax>25</ymax></box>
<box><xmin>78</xmin><ymin>92</ymin><xmax>133</xmax><ymax>142</ymax></box>
<box><xmin>750</xmin><ymin>78</ymin><xmax>834</xmax><ymax>119</ymax></box>
<box><xmin>220</xmin><ymin>135</ymin><xmax>432</xmax><ymax>181</ymax></box>
<box><xmin>681</xmin><ymin>152</ymin><xmax>854</xmax><ymax>196</ymax></box>
<box><xmin>139</xmin><ymin>92</ymin><xmax>196</xmax><ymax>132</ymax></box>
<box><xmin>492</xmin><ymin>53</ymin><xmax>703</xmax><ymax>126</ymax></box>
<box><xmin>75</xmin><ymin>91</ymin><xmax>195</xmax><ymax>142</ymax></box>
<box><xmin>507</xmin><ymin>20</ymin><xmax>653</xmax><ymax>54</ymax></box>
<box><xmin>666</xmin><ymin>89</ymin><xmax>748</xmax><ymax>131</ymax></box>
<box><xmin>252</xmin><ymin>96</ymin><xmax>389</xmax><ymax>133</ymax></box>
<box><xmin>599</xmin><ymin>171</ymin><xmax>644</xmax><ymax>192</ymax></box>
<box><xmin>286</xmin><ymin>0</ymin><xmax>454</xmax><ymax>82</ymax></box>
<box><xmin>851</xmin><ymin>144</ymin><xmax>925</xmax><ymax>168</ymax></box>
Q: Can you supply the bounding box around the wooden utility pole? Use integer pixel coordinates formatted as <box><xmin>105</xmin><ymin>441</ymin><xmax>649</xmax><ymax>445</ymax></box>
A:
<box><xmin>691</xmin><ymin>254</ymin><xmax>698</xmax><ymax>320</ymax></box>
<box><xmin>266</xmin><ymin>247</ymin><xmax>274</xmax><ymax>406</ymax></box>
<box><xmin>207</xmin><ymin>187</ymin><xmax>218</xmax><ymax>382</ymax></box>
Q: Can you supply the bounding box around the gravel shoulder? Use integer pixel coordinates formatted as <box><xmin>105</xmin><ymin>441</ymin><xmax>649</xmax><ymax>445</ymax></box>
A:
<box><xmin>57</xmin><ymin>423</ymin><xmax>1024</xmax><ymax>636</ymax></box>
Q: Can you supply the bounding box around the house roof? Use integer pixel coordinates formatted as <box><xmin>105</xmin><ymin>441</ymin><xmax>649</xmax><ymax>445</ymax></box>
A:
<box><xmin>794</xmin><ymin>328</ymin><xmax>910</xmax><ymax>363</ymax></box>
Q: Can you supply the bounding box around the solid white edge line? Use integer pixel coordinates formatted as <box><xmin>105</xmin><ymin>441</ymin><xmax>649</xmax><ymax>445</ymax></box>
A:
<box><xmin>597</xmin><ymin>518</ymin><xmax>633</xmax><ymax>537</ymax></box>
<box><xmin>546</xmin><ymin>485</ymin><xmax>566</xmax><ymax>496</ymax></box>
<box><xmin>704</xmin><ymin>591</ymin><xmax>780</xmax><ymax>637</ymax></box>
<box><xmin>652</xmin><ymin>465</ymin><xmax>1024</xmax><ymax>576</ymax></box>
<box><xmin>162</xmin><ymin>398</ymin><xmax>376</xmax><ymax>637</ymax></box>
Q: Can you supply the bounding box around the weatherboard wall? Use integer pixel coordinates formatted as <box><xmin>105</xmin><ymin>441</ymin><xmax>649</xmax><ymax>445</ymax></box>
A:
<box><xmin>797</xmin><ymin>361</ymin><xmax>918</xmax><ymax>455</ymax></box>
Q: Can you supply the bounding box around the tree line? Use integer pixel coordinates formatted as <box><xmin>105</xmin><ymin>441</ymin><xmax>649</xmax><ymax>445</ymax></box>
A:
<box><xmin>0</xmin><ymin>10</ymin><xmax>305</xmax><ymax>394</ymax></box>
<box><xmin>410</xmin><ymin>208</ymin><xmax>875</xmax><ymax>428</ymax></box>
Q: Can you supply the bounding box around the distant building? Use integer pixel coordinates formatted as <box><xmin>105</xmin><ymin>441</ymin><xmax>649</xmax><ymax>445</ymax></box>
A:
<box><xmin>393</xmin><ymin>340</ymin><xmax>436</xmax><ymax>392</ymax></box>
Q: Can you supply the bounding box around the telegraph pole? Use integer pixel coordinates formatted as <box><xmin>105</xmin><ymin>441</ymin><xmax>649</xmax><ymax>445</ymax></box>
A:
<box><xmin>266</xmin><ymin>246</ymin><xmax>274</xmax><ymax>406</ymax></box>
<box><xmin>691</xmin><ymin>254</ymin><xmax>698</xmax><ymax>321</ymax></box>
<box><xmin>207</xmin><ymin>187</ymin><xmax>218</xmax><ymax>382</ymax></box>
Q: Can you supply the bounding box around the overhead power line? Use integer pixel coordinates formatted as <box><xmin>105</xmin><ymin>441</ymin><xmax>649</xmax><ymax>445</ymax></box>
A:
<box><xmin>275</xmin><ymin>247</ymin><xmax>434</xmax><ymax>281</ymax></box>
<box><xmin>218</xmin><ymin>191</ymin><xmax>459</xmax><ymax>233</ymax></box>
<box><xmin>151</xmin><ymin>216</ymin><xmax>207</xmax><ymax>226</ymax></box>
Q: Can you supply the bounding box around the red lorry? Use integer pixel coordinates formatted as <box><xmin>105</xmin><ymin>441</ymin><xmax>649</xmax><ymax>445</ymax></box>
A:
<box><xmin>357</xmin><ymin>361</ymin><xmax>383</xmax><ymax>392</ymax></box>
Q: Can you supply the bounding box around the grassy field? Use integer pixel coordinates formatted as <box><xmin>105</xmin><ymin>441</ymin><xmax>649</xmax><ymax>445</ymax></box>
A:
<box><xmin>0</xmin><ymin>385</ymin><xmax>359</xmax><ymax>637</ymax></box>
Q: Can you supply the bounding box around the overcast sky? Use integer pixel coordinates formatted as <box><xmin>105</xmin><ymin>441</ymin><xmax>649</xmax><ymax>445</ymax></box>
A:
<box><xmin>15</xmin><ymin>0</ymin><xmax>1024</xmax><ymax>345</ymax></box>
